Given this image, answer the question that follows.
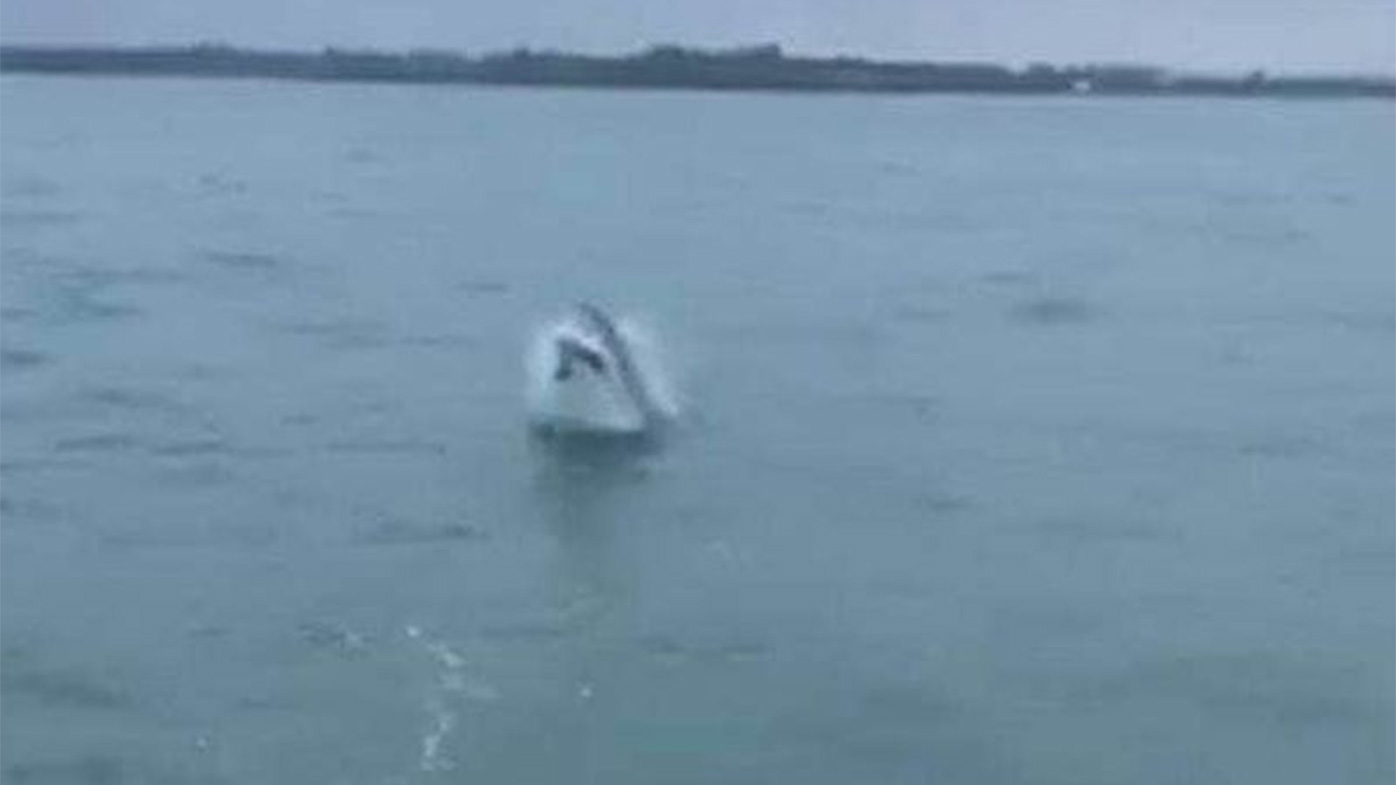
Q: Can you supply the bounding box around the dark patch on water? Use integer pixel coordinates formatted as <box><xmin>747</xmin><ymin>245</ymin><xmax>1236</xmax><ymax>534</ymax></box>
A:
<box><xmin>1106</xmin><ymin>652</ymin><xmax>1376</xmax><ymax>726</ymax></box>
<box><xmin>784</xmin><ymin>199</ymin><xmax>832</xmax><ymax>217</ymax></box>
<box><xmin>234</xmin><ymin>694</ymin><xmax>293</xmax><ymax>712</ymax></box>
<box><xmin>1</xmin><ymin>346</ymin><xmax>48</xmax><ymax>370</ymax></box>
<box><xmin>5</xmin><ymin>756</ymin><xmax>127</xmax><ymax>785</ymax></box>
<box><xmin>637</xmin><ymin>633</ymin><xmax>769</xmax><ymax>665</ymax></box>
<box><xmin>54</xmin><ymin>265</ymin><xmax>187</xmax><ymax>289</ymax></box>
<box><xmin>1211</xmin><ymin>223</ymin><xmax>1310</xmax><ymax>247</ymax></box>
<box><xmin>3</xmin><ymin>175</ymin><xmax>62</xmax><ymax>199</ymax></box>
<box><xmin>201</xmin><ymin>249</ymin><xmax>284</xmax><ymax>271</ymax></box>
<box><xmin>528</xmin><ymin>429</ymin><xmax>663</xmax><ymax>479</ymax></box>
<box><xmin>1352</xmin><ymin>410</ymin><xmax>1395</xmax><ymax>433</ymax></box>
<box><xmin>150</xmin><ymin>461</ymin><xmax>236</xmax><ymax>488</ymax></box>
<box><xmin>458</xmin><ymin>279</ymin><xmax>511</xmax><ymax>296</ymax></box>
<box><xmin>875</xmin><ymin>160</ymin><xmax>919</xmax><ymax>177</ymax></box>
<box><xmin>479</xmin><ymin>620</ymin><xmax>571</xmax><ymax>642</ymax></box>
<box><xmin>277</xmin><ymin>318</ymin><xmax>390</xmax><ymax>350</ymax></box>
<box><xmin>1034</xmin><ymin>514</ymin><xmax>1168</xmax><ymax>543</ymax></box>
<box><xmin>1</xmin><ymin>666</ymin><xmax>134</xmax><ymax>710</ymax></box>
<box><xmin>891</xmin><ymin>304</ymin><xmax>949</xmax><ymax>324</ymax></box>
<box><xmin>296</xmin><ymin>621</ymin><xmax>369</xmax><ymax>654</ymax></box>
<box><xmin>1008</xmin><ymin>295</ymin><xmax>1100</xmax><ymax>325</ymax></box>
<box><xmin>866</xmin><ymin>391</ymin><xmax>938</xmax><ymax>419</ymax></box>
<box><xmin>344</xmin><ymin>146</ymin><xmax>383</xmax><ymax>164</ymax></box>
<box><xmin>54</xmin><ymin>433</ymin><xmax>141</xmax><ymax>453</ymax></box>
<box><xmin>1322</xmin><ymin>311</ymin><xmax>1396</xmax><ymax>334</ymax></box>
<box><xmin>911</xmin><ymin>492</ymin><xmax>973</xmax><ymax>514</ymax></box>
<box><xmin>326</xmin><ymin>439</ymin><xmax>446</xmax><ymax>456</ymax></box>
<box><xmin>765</xmin><ymin>683</ymin><xmax>996</xmax><ymax>783</ymax></box>
<box><xmin>149</xmin><ymin>438</ymin><xmax>231</xmax><ymax>458</ymax></box>
<box><xmin>186</xmin><ymin>624</ymin><xmax>228</xmax><ymax>640</ymax></box>
<box><xmin>713</xmin><ymin>640</ymin><xmax>769</xmax><ymax>663</ymax></box>
<box><xmin>0</xmin><ymin>457</ymin><xmax>92</xmax><ymax>474</ymax></box>
<box><xmin>1237</xmin><ymin>433</ymin><xmax>1327</xmax><ymax>459</ymax></box>
<box><xmin>979</xmin><ymin>269</ymin><xmax>1039</xmax><ymax>288</ymax></box>
<box><xmin>194</xmin><ymin>173</ymin><xmax>248</xmax><ymax>196</ymax></box>
<box><xmin>80</xmin><ymin>387</ymin><xmax>184</xmax><ymax>413</ymax></box>
<box><xmin>357</xmin><ymin>519</ymin><xmax>489</xmax><ymax>545</ymax></box>
<box><xmin>349</xmin><ymin>398</ymin><xmax>398</xmax><ymax>415</ymax></box>
<box><xmin>987</xmin><ymin>603</ymin><xmax>1105</xmax><ymax>638</ymax></box>
<box><xmin>638</xmin><ymin>633</ymin><xmax>686</xmax><ymax>661</ymax></box>
<box><xmin>1218</xmin><ymin>345</ymin><xmax>1252</xmax><ymax>366</ymax></box>
<box><xmin>47</xmin><ymin>285</ymin><xmax>143</xmax><ymax>323</ymax></box>
<box><xmin>401</xmin><ymin>333</ymin><xmax>479</xmax><ymax>349</ymax></box>
<box><xmin>0</xmin><ymin>209</ymin><xmax>83</xmax><ymax>227</ymax></box>
<box><xmin>326</xmin><ymin>206</ymin><xmax>379</xmax><ymax>221</ymax></box>
<box><xmin>860</xmin><ymin>682</ymin><xmax>961</xmax><ymax>725</ymax></box>
<box><xmin>0</xmin><ymin>496</ymin><xmax>62</xmax><ymax>522</ymax></box>
<box><xmin>1</xmin><ymin>306</ymin><xmax>42</xmax><ymax>323</ymax></box>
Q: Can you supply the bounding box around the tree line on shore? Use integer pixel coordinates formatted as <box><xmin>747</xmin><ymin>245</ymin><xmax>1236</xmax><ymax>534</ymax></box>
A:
<box><xmin>2</xmin><ymin>43</ymin><xmax>1391</xmax><ymax>98</ymax></box>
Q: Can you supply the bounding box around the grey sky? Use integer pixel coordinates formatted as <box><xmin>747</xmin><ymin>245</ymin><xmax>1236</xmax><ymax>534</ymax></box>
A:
<box><xmin>3</xmin><ymin>0</ymin><xmax>1393</xmax><ymax>73</ymax></box>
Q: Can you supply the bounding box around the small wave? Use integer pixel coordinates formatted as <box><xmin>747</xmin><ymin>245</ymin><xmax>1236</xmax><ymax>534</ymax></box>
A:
<box><xmin>1008</xmin><ymin>295</ymin><xmax>1100</xmax><ymax>325</ymax></box>
<box><xmin>458</xmin><ymin>279</ymin><xmax>510</xmax><ymax>296</ymax></box>
<box><xmin>325</xmin><ymin>438</ymin><xmax>446</xmax><ymax>456</ymax></box>
<box><xmin>54</xmin><ymin>433</ymin><xmax>141</xmax><ymax>453</ymax></box>
<box><xmin>1</xmin><ymin>665</ymin><xmax>133</xmax><ymax>710</ymax></box>
<box><xmin>0</xmin><ymin>496</ymin><xmax>61</xmax><ymax>522</ymax></box>
<box><xmin>0</xmin><ymin>208</ymin><xmax>83</xmax><ymax>227</ymax></box>
<box><xmin>343</xmin><ymin>146</ymin><xmax>383</xmax><ymax>164</ymax></box>
<box><xmin>478</xmin><ymin>620</ymin><xmax>570</xmax><ymax>642</ymax></box>
<box><xmin>0</xmin><ymin>347</ymin><xmax>47</xmax><ymax>370</ymax></box>
<box><xmin>637</xmin><ymin>633</ymin><xmax>770</xmax><ymax>665</ymax></box>
<box><xmin>48</xmin><ymin>286</ymin><xmax>143</xmax><ymax>323</ymax></box>
<box><xmin>194</xmin><ymin>173</ymin><xmax>248</xmax><ymax>196</ymax></box>
<box><xmin>54</xmin><ymin>265</ymin><xmax>187</xmax><ymax>289</ymax></box>
<box><xmin>277</xmin><ymin>318</ymin><xmax>390</xmax><ymax>350</ymax></box>
<box><xmin>5</xmin><ymin>756</ymin><xmax>126</xmax><ymax>785</ymax></box>
<box><xmin>201</xmin><ymin>249</ymin><xmax>284</xmax><ymax>271</ymax></box>
<box><xmin>2</xmin><ymin>175</ymin><xmax>62</xmax><ymax>199</ymax></box>
<box><xmin>148</xmin><ymin>439</ymin><xmax>232</xmax><ymax>458</ymax></box>
<box><xmin>357</xmin><ymin>520</ymin><xmax>488</xmax><ymax>546</ymax></box>
<box><xmin>892</xmin><ymin>304</ymin><xmax>949</xmax><ymax>324</ymax></box>
<box><xmin>979</xmin><ymin>269</ymin><xmax>1039</xmax><ymax>288</ymax></box>
<box><xmin>296</xmin><ymin>621</ymin><xmax>369</xmax><ymax>654</ymax></box>
<box><xmin>80</xmin><ymin>386</ymin><xmax>185</xmax><ymax>413</ymax></box>
<box><xmin>1237</xmin><ymin>434</ymin><xmax>1327</xmax><ymax>459</ymax></box>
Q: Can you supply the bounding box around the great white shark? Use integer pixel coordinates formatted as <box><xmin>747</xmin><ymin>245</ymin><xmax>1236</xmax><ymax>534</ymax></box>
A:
<box><xmin>533</xmin><ymin>303</ymin><xmax>670</xmax><ymax>436</ymax></box>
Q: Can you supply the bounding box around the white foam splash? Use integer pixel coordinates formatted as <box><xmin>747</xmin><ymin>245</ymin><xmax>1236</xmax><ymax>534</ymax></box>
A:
<box><xmin>409</xmin><ymin>627</ymin><xmax>475</xmax><ymax>773</ymax></box>
<box><xmin>524</xmin><ymin>311</ymin><xmax>680</xmax><ymax>433</ymax></box>
<box><xmin>425</xmin><ymin>641</ymin><xmax>466</xmax><ymax>670</ymax></box>
<box><xmin>419</xmin><ymin>696</ymin><xmax>456</xmax><ymax>773</ymax></box>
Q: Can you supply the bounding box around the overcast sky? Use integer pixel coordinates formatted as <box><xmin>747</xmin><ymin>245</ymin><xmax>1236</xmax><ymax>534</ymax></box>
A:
<box><xmin>3</xmin><ymin>0</ymin><xmax>1392</xmax><ymax>73</ymax></box>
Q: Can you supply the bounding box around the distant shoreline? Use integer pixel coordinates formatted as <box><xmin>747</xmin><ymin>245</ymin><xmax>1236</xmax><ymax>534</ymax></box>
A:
<box><xmin>2</xmin><ymin>44</ymin><xmax>1392</xmax><ymax>99</ymax></box>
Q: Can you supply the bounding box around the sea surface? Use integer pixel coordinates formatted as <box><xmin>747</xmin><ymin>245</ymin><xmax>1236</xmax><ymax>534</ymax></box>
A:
<box><xmin>1</xmin><ymin>75</ymin><xmax>1392</xmax><ymax>784</ymax></box>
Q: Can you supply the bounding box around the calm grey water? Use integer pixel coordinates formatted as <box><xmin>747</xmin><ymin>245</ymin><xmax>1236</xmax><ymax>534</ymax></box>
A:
<box><xmin>1</xmin><ymin>74</ymin><xmax>1392</xmax><ymax>784</ymax></box>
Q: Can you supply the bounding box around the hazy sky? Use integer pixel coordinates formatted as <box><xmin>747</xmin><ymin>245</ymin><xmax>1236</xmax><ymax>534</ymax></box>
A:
<box><xmin>3</xmin><ymin>0</ymin><xmax>1393</xmax><ymax>73</ymax></box>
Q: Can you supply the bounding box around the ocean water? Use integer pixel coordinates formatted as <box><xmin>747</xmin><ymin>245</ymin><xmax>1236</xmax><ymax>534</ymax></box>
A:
<box><xmin>1</xmin><ymin>74</ymin><xmax>1392</xmax><ymax>784</ymax></box>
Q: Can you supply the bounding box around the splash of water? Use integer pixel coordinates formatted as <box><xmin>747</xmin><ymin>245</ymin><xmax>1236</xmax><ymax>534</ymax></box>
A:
<box><xmin>524</xmin><ymin>312</ymin><xmax>680</xmax><ymax>434</ymax></box>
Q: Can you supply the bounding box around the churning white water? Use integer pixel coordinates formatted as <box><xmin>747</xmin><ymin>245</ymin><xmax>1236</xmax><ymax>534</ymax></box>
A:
<box><xmin>524</xmin><ymin>312</ymin><xmax>680</xmax><ymax>434</ymax></box>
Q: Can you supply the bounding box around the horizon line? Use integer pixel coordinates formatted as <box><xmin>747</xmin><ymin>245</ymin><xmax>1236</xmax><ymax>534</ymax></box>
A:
<box><xmin>1</xmin><ymin>40</ymin><xmax>1392</xmax><ymax>80</ymax></box>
